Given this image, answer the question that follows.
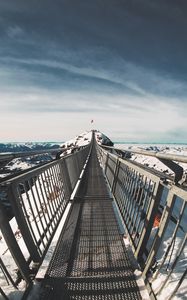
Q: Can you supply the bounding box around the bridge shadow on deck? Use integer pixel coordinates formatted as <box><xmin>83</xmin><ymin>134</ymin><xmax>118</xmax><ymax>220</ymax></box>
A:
<box><xmin>39</xmin><ymin>146</ymin><xmax>142</xmax><ymax>299</ymax></box>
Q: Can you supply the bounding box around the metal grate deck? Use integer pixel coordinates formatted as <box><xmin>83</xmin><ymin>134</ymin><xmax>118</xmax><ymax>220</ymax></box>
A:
<box><xmin>39</xmin><ymin>145</ymin><xmax>142</xmax><ymax>299</ymax></box>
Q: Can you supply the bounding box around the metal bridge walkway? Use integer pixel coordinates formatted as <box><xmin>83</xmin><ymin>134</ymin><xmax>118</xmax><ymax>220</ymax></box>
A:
<box><xmin>39</xmin><ymin>145</ymin><xmax>142</xmax><ymax>299</ymax></box>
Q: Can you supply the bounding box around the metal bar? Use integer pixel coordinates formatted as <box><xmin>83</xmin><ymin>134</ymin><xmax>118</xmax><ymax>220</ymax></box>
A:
<box><xmin>51</xmin><ymin>164</ymin><xmax>63</xmax><ymax>215</ymax></box>
<box><xmin>28</xmin><ymin>179</ymin><xmax>46</xmax><ymax>249</ymax></box>
<box><xmin>113</xmin><ymin>165</ymin><xmax>138</xmax><ymax>251</ymax></box>
<box><xmin>47</xmin><ymin>167</ymin><xmax>59</xmax><ymax>216</ymax></box>
<box><xmin>158</xmin><ymin>158</ymin><xmax>184</xmax><ymax>184</ymax></box>
<box><xmin>135</xmin><ymin>181</ymin><xmax>163</xmax><ymax>263</ymax></box>
<box><xmin>142</xmin><ymin>190</ymin><xmax>176</xmax><ymax>278</ymax></box>
<box><xmin>134</xmin><ymin>179</ymin><xmax>153</xmax><ymax>246</ymax></box>
<box><xmin>37</xmin><ymin>174</ymin><xmax>53</xmax><ymax>236</ymax></box>
<box><xmin>0</xmin><ymin>202</ymin><xmax>31</xmax><ymax>284</ymax></box>
<box><xmin>0</xmin><ymin>148</ymin><xmax>61</xmax><ymax>163</ymax></box>
<box><xmin>49</xmin><ymin>165</ymin><xmax>62</xmax><ymax>218</ymax></box>
<box><xmin>124</xmin><ymin>169</ymin><xmax>137</xmax><ymax>224</ymax></box>
<box><xmin>104</xmin><ymin>152</ymin><xmax>109</xmax><ymax>174</ymax></box>
<box><xmin>24</xmin><ymin>181</ymin><xmax>44</xmax><ymax>252</ymax></box>
<box><xmin>40</xmin><ymin>172</ymin><xmax>55</xmax><ymax>230</ymax></box>
<box><xmin>0</xmin><ymin>286</ymin><xmax>9</xmax><ymax>300</ymax></box>
<box><xmin>44</xmin><ymin>169</ymin><xmax>57</xmax><ymax>225</ymax></box>
<box><xmin>126</xmin><ymin>170</ymin><xmax>139</xmax><ymax>229</ymax></box>
<box><xmin>8</xmin><ymin>183</ymin><xmax>41</xmax><ymax>261</ymax></box>
<box><xmin>113</xmin><ymin>178</ymin><xmax>123</xmax><ymax>217</ymax></box>
<box><xmin>52</xmin><ymin>164</ymin><xmax>65</xmax><ymax>214</ymax></box>
<box><xmin>121</xmin><ymin>165</ymin><xmax>132</xmax><ymax>219</ymax></box>
<box><xmin>60</xmin><ymin>158</ymin><xmax>73</xmax><ymax>196</ymax></box>
<box><xmin>167</xmin><ymin>266</ymin><xmax>187</xmax><ymax>300</ymax></box>
<box><xmin>153</xmin><ymin>200</ymin><xmax>186</xmax><ymax>280</ymax></box>
<box><xmin>100</xmin><ymin>144</ymin><xmax>187</xmax><ymax>164</ymax></box>
<box><xmin>2</xmin><ymin>160</ymin><xmax>60</xmax><ymax>187</ymax></box>
<box><xmin>17</xmin><ymin>183</ymin><xmax>41</xmax><ymax>255</ymax></box>
<box><xmin>156</xmin><ymin>232</ymin><xmax>187</xmax><ymax>295</ymax></box>
<box><xmin>34</xmin><ymin>177</ymin><xmax>50</xmax><ymax>242</ymax></box>
<box><xmin>135</xmin><ymin>181</ymin><xmax>157</xmax><ymax>249</ymax></box>
<box><xmin>129</xmin><ymin>175</ymin><xmax>146</xmax><ymax>236</ymax></box>
<box><xmin>0</xmin><ymin>257</ymin><xmax>18</xmax><ymax>289</ymax></box>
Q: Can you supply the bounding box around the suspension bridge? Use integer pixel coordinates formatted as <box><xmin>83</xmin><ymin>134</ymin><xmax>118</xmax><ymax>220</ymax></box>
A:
<box><xmin>0</xmin><ymin>131</ymin><xmax>187</xmax><ymax>300</ymax></box>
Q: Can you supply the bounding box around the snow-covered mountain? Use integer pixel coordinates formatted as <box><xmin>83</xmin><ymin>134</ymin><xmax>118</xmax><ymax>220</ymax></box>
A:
<box><xmin>0</xmin><ymin>142</ymin><xmax>61</xmax><ymax>153</ymax></box>
<box><xmin>1</xmin><ymin>132</ymin><xmax>187</xmax><ymax>179</ymax></box>
<box><xmin>59</xmin><ymin>130</ymin><xmax>113</xmax><ymax>157</ymax></box>
<box><xmin>0</xmin><ymin>130</ymin><xmax>114</xmax><ymax>177</ymax></box>
<box><xmin>1</xmin><ymin>132</ymin><xmax>187</xmax><ymax>180</ymax></box>
<box><xmin>0</xmin><ymin>142</ymin><xmax>61</xmax><ymax>178</ymax></box>
<box><xmin>119</xmin><ymin>144</ymin><xmax>187</xmax><ymax>178</ymax></box>
<box><xmin>1</xmin><ymin>155</ymin><xmax>53</xmax><ymax>176</ymax></box>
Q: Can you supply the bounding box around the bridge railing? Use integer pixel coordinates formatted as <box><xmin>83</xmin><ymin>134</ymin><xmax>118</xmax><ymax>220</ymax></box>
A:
<box><xmin>97</xmin><ymin>144</ymin><xmax>187</xmax><ymax>300</ymax></box>
<box><xmin>0</xmin><ymin>144</ymin><xmax>90</xmax><ymax>298</ymax></box>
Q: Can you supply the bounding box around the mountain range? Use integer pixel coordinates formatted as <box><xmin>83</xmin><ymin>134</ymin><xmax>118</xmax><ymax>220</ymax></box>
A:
<box><xmin>0</xmin><ymin>142</ymin><xmax>61</xmax><ymax>153</ymax></box>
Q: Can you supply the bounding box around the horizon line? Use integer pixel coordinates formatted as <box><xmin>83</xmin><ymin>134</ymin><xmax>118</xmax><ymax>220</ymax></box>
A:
<box><xmin>0</xmin><ymin>140</ymin><xmax>187</xmax><ymax>145</ymax></box>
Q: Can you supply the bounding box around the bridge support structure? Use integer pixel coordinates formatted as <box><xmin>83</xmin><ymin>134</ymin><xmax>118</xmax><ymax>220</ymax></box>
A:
<box><xmin>0</xmin><ymin>134</ymin><xmax>187</xmax><ymax>300</ymax></box>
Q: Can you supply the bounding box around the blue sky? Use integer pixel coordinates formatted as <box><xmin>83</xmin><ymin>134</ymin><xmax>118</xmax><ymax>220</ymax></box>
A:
<box><xmin>0</xmin><ymin>0</ymin><xmax>187</xmax><ymax>142</ymax></box>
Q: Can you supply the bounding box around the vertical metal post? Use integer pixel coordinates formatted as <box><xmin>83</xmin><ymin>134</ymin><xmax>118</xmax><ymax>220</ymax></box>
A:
<box><xmin>111</xmin><ymin>158</ymin><xmax>120</xmax><ymax>194</ymax></box>
<box><xmin>6</xmin><ymin>183</ymin><xmax>41</xmax><ymax>262</ymax></box>
<box><xmin>59</xmin><ymin>159</ymin><xmax>72</xmax><ymax>199</ymax></box>
<box><xmin>0</xmin><ymin>202</ymin><xmax>31</xmax><ymax>284</ymax></box>
<box><xmin>142</xmin><ymin>189</ymin><xmax>176</xmax><ymax>278</ymax></box>
<box><xmin>104</xmin><ymin>153</ymin><xmax>109</xmax><ymax>174</ymax></box>
<box><xmin>135</xmin><ymin>181</ymin><xmax>164</xmax><ymax>263</ymax></box>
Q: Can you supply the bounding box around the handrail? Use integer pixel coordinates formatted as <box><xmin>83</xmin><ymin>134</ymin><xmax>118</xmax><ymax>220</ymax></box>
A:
<box><xmin>0</xmin><ymin>142</ymin><xmax>91</xmax><ymax>298</ymax></box>
<box><xmin>100</xmin><ymin>144</ymin><xmax>187</xmax><ymax>164</ymax></box>
<box><xmin>100</xmin><ymin>144</ymin><xmax>187</xmax><ymax>184</ymax></box>
<box><xmin>96</xmin><ymin>143</ymin><xmax>187</xmax><ymax>300</ymax></box>
<box><xmin>1</xmin><ymin>132</ymin><xmax>186</xmax><ymax>300</ymax></box>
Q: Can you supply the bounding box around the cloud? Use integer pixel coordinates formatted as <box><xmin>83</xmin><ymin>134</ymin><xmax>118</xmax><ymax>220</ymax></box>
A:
<box><xmin>1</xmin><ymin>54</ymin><xmax>187</xmax><ymax>101</ymax></box>
<box><xmin>0</xmin><ymin>89</ymin><xmax>187</xmax><ymax>142</ymax></box>
<box><xmin>6</xmin><ymin>25</ymin><xmax>24</xmax><ymax>38</ymax></box>
<box><xmin>0</xmin><ymin>1</ymin><xmax>187</xmax><ymax>142</ymax></box>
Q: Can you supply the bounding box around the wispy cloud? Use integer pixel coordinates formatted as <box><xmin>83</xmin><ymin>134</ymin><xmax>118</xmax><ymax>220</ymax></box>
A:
<box><xmin>6</xmin><ymin>25</ymin><xmax>24</xmax><ymax>39</ymax></box>
<box><xmin>1</xmin><ymin>55</ymin><xmax>187</xmax><ymax>99</ymax></box>
<box><xmin>0</xmin><ymin>0</ymin><xmax>187</xmax><ymax>142</ymax></box>
<box><xmin>1</xmin><ymin>95</ymin><xmax>186</xmax><ymax>143</ymax></box>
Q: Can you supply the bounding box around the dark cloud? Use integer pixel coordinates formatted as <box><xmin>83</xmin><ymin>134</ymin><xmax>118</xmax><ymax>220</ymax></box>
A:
<box><xmin>1</xmin><ymin>0</ymin><xmax>187</xmax><ymax>102</ymax></box>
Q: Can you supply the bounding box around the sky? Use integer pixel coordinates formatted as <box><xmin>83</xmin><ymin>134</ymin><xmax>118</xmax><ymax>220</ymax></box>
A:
<box><xmin>0</xmin><ymin>0</ymin><xmax>187</xmax><ymax>143</ymax></box>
